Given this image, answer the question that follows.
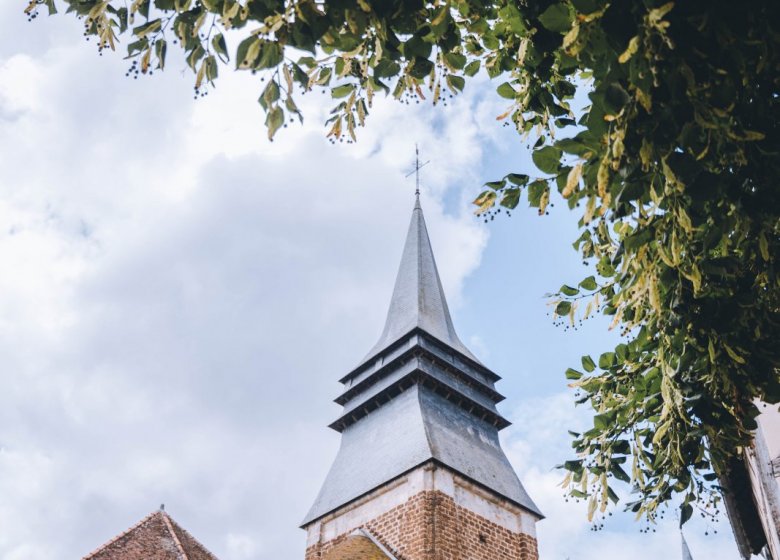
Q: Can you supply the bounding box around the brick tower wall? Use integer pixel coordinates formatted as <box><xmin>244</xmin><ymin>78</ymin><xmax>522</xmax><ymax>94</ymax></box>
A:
<box><xmin>305</xmin><ymin>488</ymin><xmax>539</xmax><ymax>560</ymax></box>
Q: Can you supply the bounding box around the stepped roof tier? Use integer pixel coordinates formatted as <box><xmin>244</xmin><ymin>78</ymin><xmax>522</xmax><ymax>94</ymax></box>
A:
<box><xmin>303</xmin><ymin>196</ymin><xmax>542</xmax><ymax>526</ymax></box>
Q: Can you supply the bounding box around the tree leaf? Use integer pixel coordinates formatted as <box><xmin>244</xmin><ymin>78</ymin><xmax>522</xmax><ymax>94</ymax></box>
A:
<box><xmin>556</xmin><ymin>301</ymin><xmax>572</xmax><ymax>315</ymax></box>
<box><xmin>265</xmin><ymin>106</ymin><xmax>284</xmax><ymax>140</ymax></box>
<box><xmin>560</xmin><ymin>284</ymin><xmax>579</xmax><ymax>296</ymax></box>
<box><xmin>582</xmin><ymin>355</ymin><xmax>596</xmax><ymax>372</ymax></box>
<box><xmin>447</xmin><ymin>75</ymin><xmax>465</xmax><ymax>92</ymax></box>
<box><xmin>497</xmin><ymin>82</ymin><xmax>516</xmax><ymax>99</ymax></box>
<box><xmin>532</xmin><ymin>146</ymin><xmax>562</xmax><ymax>174</ymax></box>
<box><xmin>464</xmin><ymin>60</ymin><xmax>481</xmax><ymax>77</ymax></box>
<box><xmin>579</xmin><ymin>276</ymin><xmax>597</xmax><ymax>291</ymax></box>
<box><xmin>538</xmin><ymin>4</ymin><xmax>572</xmax><ymax>33</ymax></box>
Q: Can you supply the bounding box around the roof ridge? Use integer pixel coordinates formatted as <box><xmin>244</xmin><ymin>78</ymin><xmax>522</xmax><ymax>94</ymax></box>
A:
<box><xmin>81</xmin><ymin>510</ymin><xmax>160</xmax><ymax>560</ymax></box>
<box><xmin>166</xmin><ymin>512</ymin><xmax>222</xmax><ymax>560</ymax></box>
<box><xmin>161</xmin><ymin>511</ymin><xmax>189</xmax><ymax>560</ymax></box>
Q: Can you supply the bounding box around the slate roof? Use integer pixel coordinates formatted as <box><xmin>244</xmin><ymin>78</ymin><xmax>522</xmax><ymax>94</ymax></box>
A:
<box><xmin>303</xmin><ymin>198</ymin><xmax>542</xmax><ymax>525</ymax></box>
<box><xmin>360</xmin><ymin>195</ymin><xmax>480</xmax><ymax>366</ymax></box>
<box><xmin>82</xmin><ymin>508</ymin><xmax>219</xmax><ymax>560</ymax></box>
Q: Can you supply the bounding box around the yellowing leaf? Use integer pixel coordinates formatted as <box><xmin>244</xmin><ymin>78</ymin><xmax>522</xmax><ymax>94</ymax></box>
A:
<box><xmin>723</xmin><ymin>344</ymin><xmax>746</xmax><ymax>364</ymax></box>
<box><xmin>708</xmin><ymin>337</ymin><xmax>716</xmax><ymax>363</ymax></box>
<box><xmin>473</xmin><ymin>191</ymin><xmax>497</xmax><ymax>214</ymax></box>
<box><xmin>597</xmin><ymin>158</ymin><xmax>610</xmax><ymax>198</ymax></box>
<box><xmin>563</xmin><ymin>23</ymin><xmax>580</xmax><ymax>51</ymax></box>
<box><xmin>618</xmin><ymin>36</ymin><xmax>640</xmax><ymax>63</ymax></box>
<box><xmin>677</xmin><ymin>207</ymin><xmax>693</xmax><ymax>232</ymax></box>
<box><xmin>759</xmin><ymin>232</ymin><xmax>770</xmax><ymax>261</ymax></box>
<box><xmin>652</xmin><ymin>419</ymin><xmax>671</xmax><ymax>446</ymax></box>
<box><xmin>635</xmin><ymin>87</ymin><xmax>652</xmax><ymax>112</ymax></box>
<box><xmin>563</xmin><ymin>163</ymin><xmax>582</xmax><ymax>198</ymax></box>
<box><xmin>584</xmin><ymin>195</ymin><xmax>597</xmax><ymax>224</ymax></box>
<box><xmin>647</xmin><ymin>2</ymin><xmax>674</xmax><ymax>30</ymax></box>
<box><xmin>648</xmin><ymin>275</ymin><xmax>661</xmax><ymax>314</ymax></box>
<box><xmin>587</xmin><ymin>495</ymin><xmax>597</xmax><ymax>522</ymax></box>
<box><xmin>640</xmin><ymin>138</ymin><xmax>653</xmax><ymax>170</ymax></box>
<box><xmin>539</xmin><ymin>186</ymin><xmax>550</xmax><ymax>215</ymax></box>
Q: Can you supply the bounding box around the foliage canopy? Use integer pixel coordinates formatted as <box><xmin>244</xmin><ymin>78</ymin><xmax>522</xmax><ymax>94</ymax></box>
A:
<box><xmin>28</xmin><ymin>0</ymin><xmax>780</xmax><ymax>528</ymax></box>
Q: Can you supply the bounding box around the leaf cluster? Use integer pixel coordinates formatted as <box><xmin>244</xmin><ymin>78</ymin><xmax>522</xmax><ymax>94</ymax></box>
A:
<box><xmin>30</xmin><ymin>0</ymin><xmax>780</xmax><ymax>526</ymax></box>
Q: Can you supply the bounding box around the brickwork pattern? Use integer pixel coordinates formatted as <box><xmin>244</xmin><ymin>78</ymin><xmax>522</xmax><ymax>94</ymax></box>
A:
<box><xmin>306</xmin><ymin>491</ymin><xmax>538</xmax><ymax>560</ymax></box>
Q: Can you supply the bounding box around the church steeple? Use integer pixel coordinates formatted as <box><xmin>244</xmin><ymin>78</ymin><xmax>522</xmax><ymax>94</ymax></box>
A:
<box><xmin>362</xmin><ymin>194</ymin><xmax>479</xmax><ymax>365</ymax></box>
<box><xmin>303</xmin><ymin>196</ymin><xmax>542</xmax><ymax>560</ymax></box>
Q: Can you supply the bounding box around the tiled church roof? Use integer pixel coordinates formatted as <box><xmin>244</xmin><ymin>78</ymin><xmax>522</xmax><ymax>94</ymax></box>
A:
<box><xmin>82</xmin><ymin>508</ymin><xmax>219</xmax><ymax>560</ymax></box>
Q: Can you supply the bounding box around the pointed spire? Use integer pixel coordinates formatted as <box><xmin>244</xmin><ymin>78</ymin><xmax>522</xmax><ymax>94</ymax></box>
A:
<box><xmin>363</xmin><ymin>198</ymin><xmax>479</xmax><ymax>363</ymax></box>
<box><xmin>681</xmin><ymin>532</ymin><xmax>695</xmax><ymax>560</ymax></box>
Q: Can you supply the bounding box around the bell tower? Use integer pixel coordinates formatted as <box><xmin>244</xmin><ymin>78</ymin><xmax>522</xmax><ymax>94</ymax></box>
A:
<box><xmin>302</xmin><ymin>195</ymin><xmax>543</xmax><ymax>560</ymax></box>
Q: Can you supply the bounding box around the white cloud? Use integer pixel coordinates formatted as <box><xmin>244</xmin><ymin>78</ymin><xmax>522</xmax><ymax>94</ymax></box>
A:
<box><xmin>0</xmin><ymin>9</ymin><xmax>747</xmax><ymax>560</ymax></box>
<box><xmin>0</xmin><ymin>18</ymin><xmax>489</xmax><ymax>560</ymax></box>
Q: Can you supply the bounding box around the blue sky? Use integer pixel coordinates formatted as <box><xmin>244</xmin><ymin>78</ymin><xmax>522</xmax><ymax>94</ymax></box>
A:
<box><xmin>0</xmin><ymin>5</ymin><xmax>740</xmax><ymax>559</ymax></box>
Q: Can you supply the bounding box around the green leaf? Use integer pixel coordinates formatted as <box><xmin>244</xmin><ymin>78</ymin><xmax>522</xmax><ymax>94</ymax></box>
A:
<box><xmin>566</xmin><ymin>368</ymin><xmax>584</xmax><ymax>380</ymax></box>
<box><xmin>464</xmin><ymin>60</ymin><xmax>481</xmax><ymax>77</ymax></box>
<box><xmin>560</xmin><ymin>284</ymin><xmax>579</xmax><ymax>296</ymax></box>
<box><xmin>598</xmin><ymin>352</ymin><xmax>616</xmax><ymax>369</ymax></box>
<box><xmin>155</xmin><ymin>39</ymin><xmax>167</xmax><ymax>69</ymax></box>
<box><xmin>444</xmin><ymin>52</ymin><xmax>467</xmax><ymax>70</ymax></box>
<box><xmin>404</xmin><ymin>35</ymin><xmax>432</xmax><ymax>58</ymax></box>
<box><xmin>446</xmin><ymin>75</ymin><xmax>465</xmax><ymax>92</ymax></box>
<box><xmin>594</xmin><ymin>413</ymin><xmax>610</xmax><ymax>430</ymax></box>
<box><xmin>497</xmin><ymin>82</ymin><xmax>516</xmax><ymax>99</ymax></box>
<box><xmin>409</xmin><ymin>57</ymin><xmax>434</xmax><ymax>79</ymax></box>
<box><xmin>527</xmin><ymin>180</ymin><xmax>548</xmax><ymax>207</ymax></box>
<box><xmin>236</xmin><ymin>36</ymin><xmax>257</xmax><ymax>69</ymax></box>
<box><xmin>680</xmin><ymin>503</ymin><xmax>693</xmax><ymax>526</ymax></box>
<box><xmin>579</xmin><ymin>276</ymin><xmax>597</xmax><ymax>291</ymax></box>
<box><xmin>331</xmin><ymin>84</ymin><xmax>355</xmax><ymax>98</ymax></box>
<box><xmin>265</xmin><ymin>106</ymin><xmax>284</xmax><ymax>140</ymax></box>
<box><xmin>610</xmin><ymin>463</ymin><xmax>631</xmax><ymax>483</ymax></box>
<box><xmin>556</xmin><ymin>301</ymin><xmax>572</xmax><ymax>315</ymax></box>
<box><xmin>532</xmin><ymin>146</ymin><xmax>562</xmax><ymax>174</ymax></box>
<box><xmin>374</xmin><ymin>58</ymin><xmax>400</xmax><ymax>78</ymax></box>
<box><xmin>582</xmin><ymin>355</ymin><xmax>596</xmax><ymax>372</ymax></box>
<box><xmin>604</xmin><ymin>82</ymin><xmax>630</xmax><ymax>113</ymax></box>
<box><xmin>506</xmin><ymin>173</ymin><xmax>529</xmax><ymax>186</ymax></box>
<box><xmin>570</xmin><ymin>0</ymin><xmax>600</xmax><ymax>14</ymax></box>
<box><xmin>256</xmin><ymin>41</ymin><xmax>284</xmax><ymax>69</ymax></box>
<box><xmin>258</xmin><ymin>79</ymin><xmax>280</xmax><ymax>110</ymax></box>
<box><xmin>134</xmin><ymin>19</ymin><xmax>161</xmax><ymax>38</ymax></box>
<box><xmin>538</xmin><ymin>4</ymin><xmax>572</xmax><ymax>33</ymax></box>
<box><xmin>212</xmin><ymin>33</ymin><xmax>229</xmax><ymax>62</ymax></box>
<box><xmin>298</xmin><ymin>56</ymin><xmax>317</xmax><ymax>68</ymax></box>
<box><xmin>500</xmin><ymin>187</ymin><xmax>521</xmax><ymax>209</ymax></box>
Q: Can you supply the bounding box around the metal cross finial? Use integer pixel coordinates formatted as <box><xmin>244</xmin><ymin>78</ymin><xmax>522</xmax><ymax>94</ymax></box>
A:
<box><xmin>405</xmin><ymin>144</ymin><xmax>430</xmax><ymax>197</ymax></box>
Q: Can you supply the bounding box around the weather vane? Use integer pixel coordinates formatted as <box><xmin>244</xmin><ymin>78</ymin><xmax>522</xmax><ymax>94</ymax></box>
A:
<box><xmin>405</xmin><ymin>144</ymin><xmax>430</xmax><ymax>196</ymax></box>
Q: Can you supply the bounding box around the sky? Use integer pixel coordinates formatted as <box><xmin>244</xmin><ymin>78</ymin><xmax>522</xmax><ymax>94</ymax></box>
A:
<box><xmin>0</xmin><ymin>5</ymin><xmax>741</xmax><ymax>560</ymax></box>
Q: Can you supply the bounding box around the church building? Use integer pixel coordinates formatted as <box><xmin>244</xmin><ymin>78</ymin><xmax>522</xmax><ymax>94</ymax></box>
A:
<box><xmin>79</xmin><ymin>194</ymin><xmax>543</xmax><ymax>560</ymax></box>
<box><xmin>301</xmin><ymin>195</ymin><xmax>543</xmax><ymax>560</ymax></box>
